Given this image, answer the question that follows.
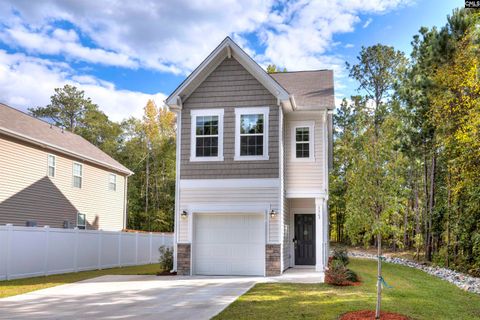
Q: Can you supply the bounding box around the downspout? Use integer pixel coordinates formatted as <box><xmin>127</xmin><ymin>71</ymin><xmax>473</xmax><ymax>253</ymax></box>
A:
<box><xmin>172</xmin><ymin>107</ymin><xmax>182</xmax><ymax>272</ymax></box>
<box><xmin>323</xmin><ymin>109</ymin><xmax>330</xmax><ymax>267</ymax></box>
<box><xmin>123</xmin><ymin>176</ymin><xmax>128</xmax><ymax>230</ymax></box>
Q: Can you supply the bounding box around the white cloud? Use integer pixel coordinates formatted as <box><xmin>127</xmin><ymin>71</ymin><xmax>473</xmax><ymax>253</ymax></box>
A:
<box><xmin>0</xmin><ymin>0</ymin><xmax>414</xmax><ymax>115</ymax></box>
<box><xmin>0</xmin><ymin>24</ymin><xmax>138</xmax><ymax>68</ymax></box>
<box><xmin>0</xmin><ymin>0</ymin><xmax>273</xmax><ymax>73</ymax></box>
<box><xmin>0</xmin><ymin>50</ymin><xmax>165</xmax><ymax>122</ymax></box>
<box><xmin>255</xmin><ymin>0</ymin><xmax>411</xmax><ymax>71</ymax></box>
<box><xmin>0</xmin><ymin>0</ymin><xmax>412</xmax><ymax>75</ymax></box>
<box><xmin>345</xmin><ymin>43</ymin><xmax>355</xmax><ymax>48</ymax></box>
<box><xmin>363</xmin><ymin>18</ymin><xmax>373</xmax><ymax>28</ymax></box>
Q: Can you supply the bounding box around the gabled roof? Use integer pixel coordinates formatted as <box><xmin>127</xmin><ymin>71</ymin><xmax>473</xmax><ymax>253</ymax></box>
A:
<box><xmin>166</xmin><ymin>37</ymin><xmax>293</xmax><ymax>110</ymax></box>
<box><xmin>270</xmin><ymin>70</ymin><xmax>334</xmax><ymax>110</ymax></box>
<box><xmin>0</xmin><ymin>103</ymin><xmax>133</xmax><ymax>176</ymax></box>
<box><xmin>165</xmin><ymin>37</ymin><xmax>335</xmax><ymax>112</ymax></box>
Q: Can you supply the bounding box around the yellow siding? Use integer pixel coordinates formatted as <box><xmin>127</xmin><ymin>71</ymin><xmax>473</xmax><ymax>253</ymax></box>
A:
<box><xmin>0</xmin><ymin>136</ymin><xmax>126</xmax><ymax>231</ymax></box>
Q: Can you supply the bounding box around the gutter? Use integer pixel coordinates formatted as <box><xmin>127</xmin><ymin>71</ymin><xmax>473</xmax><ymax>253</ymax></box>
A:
<box><xmin>0</xmin><ymin>127</ymin><xmax>133</xmax><ymax>176</ymax></box>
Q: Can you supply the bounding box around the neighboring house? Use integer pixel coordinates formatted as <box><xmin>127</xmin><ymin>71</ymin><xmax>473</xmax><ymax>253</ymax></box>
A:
<box><xmin>166</xmin><ymin>37</ymin><xmax>334</xmax><ymax>277</ymax></box>
<box><xmin>0</xmin><ymin>103</ymin><xmax>133</xmax><ymax>231</ymax></box>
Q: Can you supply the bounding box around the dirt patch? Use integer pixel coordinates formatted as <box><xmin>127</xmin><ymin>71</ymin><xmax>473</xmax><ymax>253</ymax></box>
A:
<box><xmin>340</xmin><ymin>310</ymin><xmax>410</xmax><ymax>320</ymax></box>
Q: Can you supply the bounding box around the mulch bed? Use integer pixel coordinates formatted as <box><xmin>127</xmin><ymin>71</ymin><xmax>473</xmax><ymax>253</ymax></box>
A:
<box><xmin>340</xmin><ymin>310</ymin><xmax>410</xmax><ymax>320</ymax></box>
<box><xmin>156</xmin><ymin>271</ymin><xmax>177</xmax><ymax>276</ymax></box>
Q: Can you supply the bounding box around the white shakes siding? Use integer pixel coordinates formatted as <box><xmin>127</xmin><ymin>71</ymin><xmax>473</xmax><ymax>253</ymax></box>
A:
<box><xmin>285</xmin><ymin>112</ymin><xmax>326</xmax><ymax>195</ymax></box>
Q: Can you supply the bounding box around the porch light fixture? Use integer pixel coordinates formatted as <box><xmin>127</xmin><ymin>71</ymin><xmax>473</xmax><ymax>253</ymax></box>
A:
<box><xmin>181</xmin><ymin>210</ymin><xmax>188</xmax><ymax>219</ymax></box>
<box><xmin>269</xmin><ymin>209</ymin><xmax>277</xmax><ymax>218</ymax></box>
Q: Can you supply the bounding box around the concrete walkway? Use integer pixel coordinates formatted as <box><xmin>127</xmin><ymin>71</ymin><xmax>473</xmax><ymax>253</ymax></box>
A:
<box><xmin>0</xmin><ymin>275</ymin><xmax>261</xmax><ymax>320</ymax></box>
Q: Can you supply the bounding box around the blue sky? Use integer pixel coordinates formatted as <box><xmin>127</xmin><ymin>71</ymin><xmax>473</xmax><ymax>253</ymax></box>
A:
<box><xmin>0</xmin><ymin>0</ymin><xmax>465</xmax><ymax>121</ymax></box>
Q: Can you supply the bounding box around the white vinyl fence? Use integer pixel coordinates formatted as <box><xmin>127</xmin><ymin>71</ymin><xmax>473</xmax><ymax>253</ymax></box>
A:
<box><xmin>0</xmin><ymin>224</ymin><xmax>174</xmax><ymax>280</ymax></box>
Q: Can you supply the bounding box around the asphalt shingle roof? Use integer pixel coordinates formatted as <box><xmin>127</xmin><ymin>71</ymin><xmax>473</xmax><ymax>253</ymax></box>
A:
<box><xmin>0</xmin><ymin>103</ymin><xmax>132</xmax><ymax>175</ymax></box>
<box><xmin>270</xmin><ymin>70</ymin><xmax>334</xmax><ymax>109</ymax></box>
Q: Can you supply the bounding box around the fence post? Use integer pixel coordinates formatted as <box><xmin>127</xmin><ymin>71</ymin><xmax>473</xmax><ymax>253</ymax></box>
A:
<box><xmin>98</xmin><ymin>230</ymin><xmax>102</xmax><ymax>270</ymax></box>
<box><xmin>74</xmin><ymin>228</ymin><xmax>79</xmax><ymax>272</ymax></box>
<box><xmin>118</xmin><ymin>232</ymin><xmax>122</xmax><ymax>267</ymax></box>
<box><xmin>44</xmin><ymin>226</ymin><xmax>50</xmax><ymax>276</ymax></box>
<box><xmin>135</xmin><ymin>232</ymin><xmax>139</xmax><ymax>265</ymax></box>
<box><xmin>5</xmin><ymin>224</ymin><xmax>13</xmax><ymax>280</ymax></box>
<box><xmin>149</xmin><ymin>232</ymin><xmax>153</xmax><ymax>264</ymax></box>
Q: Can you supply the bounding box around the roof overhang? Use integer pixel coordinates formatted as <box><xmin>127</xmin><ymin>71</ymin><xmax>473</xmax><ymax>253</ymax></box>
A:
<box><xmin>0</xmin><ymin>127</ymin><xmax>134</xmax><ymax>176</ymax></box>
<box><xmin>165</xmin><ymin>37</ymin><xmax>293</xmax><ymax>111</ymax></box>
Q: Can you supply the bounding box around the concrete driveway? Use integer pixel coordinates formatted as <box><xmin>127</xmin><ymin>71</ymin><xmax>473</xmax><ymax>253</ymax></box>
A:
<box><xmin>0</xmin><ymin>275</ymin><xmax>262</xmax><ymax>320</ymax></box>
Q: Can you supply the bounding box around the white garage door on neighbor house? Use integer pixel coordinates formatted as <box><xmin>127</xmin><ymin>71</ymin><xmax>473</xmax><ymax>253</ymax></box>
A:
<box><xmin>193</xmin><ymin>214</ymin><xmax>265</xmax><ymax>276</ymax></box>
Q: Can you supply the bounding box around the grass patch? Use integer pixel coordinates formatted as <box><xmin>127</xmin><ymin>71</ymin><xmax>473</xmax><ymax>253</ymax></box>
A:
<box><xmin>0</xmin><ymin>264</ymin><xmax>160</xmax><ymax>298</ymax></box>
<box><xmin>215</xmin><ymin>259</ymin><xmax>480</xmax><ymax>320</ymax></box>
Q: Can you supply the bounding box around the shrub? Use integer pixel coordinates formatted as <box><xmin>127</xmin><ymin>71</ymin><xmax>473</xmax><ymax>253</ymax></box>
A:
<box><xmin>326</xmin><ymin>246</ymin><xmax>359</xmax><ymax>285</ymax></box>
<box><xmin>332</xmin><ymin>246</ymin><xmax>349</xmax><ymax>266</ymax></box>
<box><xmin>159</xmin><ymin>246</ymin><xmax>173</xmax><ymax>271</ymax></box>
<box><xmin>325</xmin><ymin>260</ymin><xmax>349</xmax><ymax>285</ymax></box>
<box><xmin>345</xmin><ymin>269</ymin><xmax>359</xmax><ymax>282</ymax></box>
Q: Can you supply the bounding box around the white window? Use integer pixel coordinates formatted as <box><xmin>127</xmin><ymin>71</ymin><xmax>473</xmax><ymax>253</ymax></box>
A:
<box><xmin>109</xmin><ymin>173</ymin><xmax>117</xmax><ymax>191</ymax></box>
<box><xmin>77</xmin><ymin>213</ymin><xmax>86</xmax><ymax>230</ymax></box>
<box><xmin>73</xmin><ymin>163</ymin><xmax>83</xmax><ymax>188</ymax></box>
<box><xmin>190</xmin><ymin>109</ymin><xmax>224</xmax><ymax>161</ymax></box>
<box><xmin>234</xmin><ymin>107</ymin><xmax>269</xmax><ymax>161</ymax></box>
<box><xmin>291</xmin><ymin>121</ymin><xmax>315</xmax><ymax>161</ymax></box>
<box><xmin>47</xmin><ymin>154</ymin><xmax>56</xmax><ymax>177</ymax></box>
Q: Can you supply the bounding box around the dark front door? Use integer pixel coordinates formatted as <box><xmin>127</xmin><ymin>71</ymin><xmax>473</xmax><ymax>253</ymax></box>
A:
<box><xmin>294</xmin><ymin>214</ymin><xmax>316</xmax><ymax>265</ymax></box>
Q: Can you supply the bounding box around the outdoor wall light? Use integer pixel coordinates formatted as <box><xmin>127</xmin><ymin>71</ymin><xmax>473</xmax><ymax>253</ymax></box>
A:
<box><xmin>181</xmin><ymin>210</ymin><xmax>188</xmax><ymax>219</ymax></box>
<box><xmin>270</xmin><ymin>209</ymin><xmax>277</xmax><ymax>218</ymax></box>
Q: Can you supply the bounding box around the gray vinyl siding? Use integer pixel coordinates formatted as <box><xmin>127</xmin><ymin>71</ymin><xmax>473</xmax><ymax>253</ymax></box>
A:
<box><xmin>180</xmin><ymin>57</ymin><xmax>279</xmax><ymax>179</ymax></box>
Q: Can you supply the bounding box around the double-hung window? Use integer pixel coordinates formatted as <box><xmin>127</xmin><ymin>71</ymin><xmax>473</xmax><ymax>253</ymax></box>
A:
<box><xmin>47</xmin><ymin>154</ymin><xmax>56</xmax><ymax>177</ymax></box>
<box><xmin>109</xmin><ymin>173</ymin><xmax>116</xmax><ymax>191</ymax></box>
<box><xmin>73</xmin><ymin>163</ymin><xmax>83</xmax><ymax>188</ymax></box>
<box><xmin>235</xmin><ymin>107</ymin><xmax>269</xmax><ymax>160</ymax></box>
<box><xmin>291</xmin><ymin>121</ymin><xmax>315</xmax><ymax>161</ymax></box>
<box><xmin>190</xmin><ymin>109</ymin><xmax>224</xmax><ymax>161</ymax></box>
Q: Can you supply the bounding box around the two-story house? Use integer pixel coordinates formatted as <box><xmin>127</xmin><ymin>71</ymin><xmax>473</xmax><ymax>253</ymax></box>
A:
<box><xmin>0</xmin><ymin>103</ymin><xmax>133</xmax><ymax>231</ymax></box>
<box><xmin>166</xmin><ymin>37</ymin><xmax>334</xmax><ymax>277</ymax></box>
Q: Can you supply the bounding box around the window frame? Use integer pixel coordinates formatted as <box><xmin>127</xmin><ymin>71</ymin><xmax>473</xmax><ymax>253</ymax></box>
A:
<box><xmin>47</xmin><ymin>154</ymin><xmax>56</xmax><ymax>177</ymax></box>
<box><xmin>190</xmin><ymin>108</ymin><xmax>224</xmax><ymax>162</ymax></box>
<box><xmin>234</xmin><ymin>106</ymin><xmax>270</xmax><ymax>161</ymax></box>
<box><xmin>109</xmin><ymin>173</ymin><xmax>117</xmax><ymax>191</ymax></box>
<box><xmin>77</xmin><ymin>212</ymin><xmax>86</xmax><ymax>230</ymax></box>
<box><xmin>291</xmin><ymin>121</ymin><xmax>315</xmax><ymax>162</ymax></box>
<box><xmin>72</xmin><ymin>162</ymin><xmax>83</xmax><ymax>188</ymax></box>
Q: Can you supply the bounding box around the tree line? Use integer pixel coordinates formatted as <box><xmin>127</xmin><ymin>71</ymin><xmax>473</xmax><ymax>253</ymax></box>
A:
<box><xmin>331</xmin><ymin>8</ymin><xmax>480</xmax><ymax>275</ymax></box>
<box><xmin>29</xmin><ymin>86</ymin><xmax>176</xmax><ymax>233</ymax></box>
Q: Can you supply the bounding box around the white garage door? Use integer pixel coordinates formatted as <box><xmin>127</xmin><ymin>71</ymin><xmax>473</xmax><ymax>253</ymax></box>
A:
<box><xmin>193</xmin><ymin>214</ymin><xmax>265</xmax><ymax>276</ymax></box>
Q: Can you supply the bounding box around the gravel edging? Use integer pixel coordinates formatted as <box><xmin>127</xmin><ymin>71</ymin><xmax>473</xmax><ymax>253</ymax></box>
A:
<box><xmin>348</xmin><ymin>252</ymin><xmax>480</xmax><ymax>294</ymax></box>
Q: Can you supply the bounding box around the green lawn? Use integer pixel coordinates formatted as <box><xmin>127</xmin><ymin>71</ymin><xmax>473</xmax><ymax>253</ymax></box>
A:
<box><xmin>0</xmin><ymin>264</ymin><xmax>160</xmax><ymax>298</ymax></box>
<box><xmin>215</xmin><ymin>259</ymin><xmax>480</xmax><ymax>320</ymax></box>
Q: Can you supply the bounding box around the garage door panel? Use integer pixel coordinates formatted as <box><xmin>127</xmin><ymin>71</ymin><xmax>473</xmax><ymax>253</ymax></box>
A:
<box><xmin>193</xmin><ymin>214</ymin><xmax>265</xmax><ymax>276</ymax></box>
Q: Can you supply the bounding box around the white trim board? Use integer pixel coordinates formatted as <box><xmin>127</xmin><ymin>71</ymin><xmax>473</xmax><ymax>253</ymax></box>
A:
<box><xmin>187</xmin><ymin>203</ymin><xmax>270</xmax><ymax>214</ymax></box>
<box><xmin>290</xmin><ymin>120</ymin><xmax>315</xmax><ymax>162</ymax></box>
<box><xmin>190</xmin><ymin>108</ymin><xmax>224</xmax><ymax>162</ymax></box>
<box><xmin>286</xmin><ymin>191</ymin><xmax>328</xmax><ymax>199</ymax></box>
<box><xmin>180</xmin><ymin>178</ymin><xmax>280</xmax><ymax>189</ymax></box>
<box><xmin>234</xmin><ymin>106</ymin><xmax>270</xmax><ymax>161</ymax></box>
